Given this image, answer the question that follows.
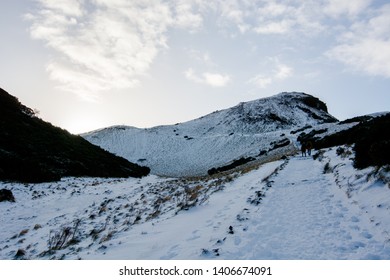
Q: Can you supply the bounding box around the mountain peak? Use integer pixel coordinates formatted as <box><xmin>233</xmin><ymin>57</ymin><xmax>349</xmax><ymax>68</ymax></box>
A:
<box><xmin>201</xmin><ymin>91</ymin><xmax>337</xmax><ymax>134</ymax></box>
<box><xmin>84</xmin><ymin>92</ymin><xmax>337</xmax><ymax>177</ymax></box>
<box><xmin>278</xmin><ymin>91</ymin><xmax>330</xmax><ymax>112</ymax></box>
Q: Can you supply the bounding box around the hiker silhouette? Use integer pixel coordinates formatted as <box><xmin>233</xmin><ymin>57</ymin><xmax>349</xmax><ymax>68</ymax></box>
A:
<box><xmin>301</xmin><ymin>142</ymin><xmax>307</xmax><ymax>157</ymax></box>
<box><xmin>300</xmin><ymin>141</ymin><xmax>313</xmax><ymax>157</ymax></box>
<box><xmin>306</xmin><ymin>141</ymin><xmax>313</xmax><ymax>156</ymax></box>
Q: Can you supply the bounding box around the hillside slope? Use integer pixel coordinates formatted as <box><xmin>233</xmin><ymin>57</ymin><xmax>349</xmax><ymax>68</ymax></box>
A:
<box><xmin>0</xmin><ymin>88</ymin><xmax>150</xmax><ymax>182</ymax></box>
<box><xmin>83</xmin><ymin>92</ymin><xmax>338</xmax><ymax>177</ymax></box>
<box><xmin>1</xmin><ymin>146</ymin><xmax>389</xmax><ymax>260</ymax></box>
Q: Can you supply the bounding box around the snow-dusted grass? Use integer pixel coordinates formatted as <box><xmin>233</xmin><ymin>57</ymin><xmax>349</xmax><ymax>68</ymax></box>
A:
<box><xmin>1</xmin><ymin>148</ymin><xmax>389</xmax><ymax>260</ymax></box>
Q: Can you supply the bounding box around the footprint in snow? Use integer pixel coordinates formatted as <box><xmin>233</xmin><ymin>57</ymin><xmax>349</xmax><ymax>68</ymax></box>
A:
<box><xmin>161</xmin><ymin>245</ymin><xmax>179</xmax><ymax>259</ymax></box>
<box><xmin>348</xmin><ymin>241</ymin><xmax>366</xmax><ymax>250</ymax></box>
<box><xmin>201</xmin><ymin>248</ymin><xmax>220</xmax><ymax>257</ymax></box>
<box><xmin>349</xmin><ymin>225</ymin><xmax>360</xmax><ymax>231</ymax></box>
<box><xmin>215</xmin><ymin>237</ymin><xmax>226</xmax><ymax>245</ymax></box>
<box><xmin>360</xmin><ymin>231</ymin><xmax>373</xmax><ymax>239</ymax></box>
<box><xmin>186</xmin><ymin>230</ymin><xmax>201</xmax><ymax>241</ymax></box>
<box><xmin>350</xmin><ymin>216</ymin><xmax>359</xmax><ymax>223</ymax></box>
<box><xmin>334</xmin><ymin>212</ymin><xmax>344</xmax><ymax>218</ymax></box>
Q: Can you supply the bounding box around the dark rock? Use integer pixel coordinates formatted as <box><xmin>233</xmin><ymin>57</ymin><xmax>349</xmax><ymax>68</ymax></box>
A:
<box><xmin>212</xmin><ymin>248</ymin><xmax>220</xmax><ymax>256</ymax></box>
<box><xmin>15</xmin><ymin>249</ymin><xmax>26</xmax><ymax>258</ymax></box>
<box><xmin>291</xmin><ymin>125</ymin><xmax>312</xmax><ymax>134</ymax></box>
<box><xmin>0</xmin><ymin>189</ymin><xmax>15</xmax><ymax>202</ymax></box>
<box><xmin>313</xmin><ymin>113</ymin><xmax>390</xmax><ymax>168</ymax></box>
<box><xmin>208</xmin><ymin>157</ymin><xmax>255</xmax><ymax>176</ymax></box>
<box><xmin>258</xmin><ymin>150</ymin><xmax>267</xmax><ymax>156</ymax></box>
<box><xmin>270</xmin><ymin>138</ymin><xmax>291</xmax><ymax>150</ymax></box>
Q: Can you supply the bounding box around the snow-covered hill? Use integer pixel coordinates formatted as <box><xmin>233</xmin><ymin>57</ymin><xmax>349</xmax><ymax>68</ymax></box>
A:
<box><xmin>2</xmin><ymin>91</ymin><xmax>388</xmax><ymax>260</ymax></box>
<box><xmin>1</xmin><ymin>146</ymin><xmax>389</xmax><ymax>259</ymax></box>
<box><xmin>83</xmin><ymin>92</ymin><xmax>338</xmax><ymax>177</ymax></box>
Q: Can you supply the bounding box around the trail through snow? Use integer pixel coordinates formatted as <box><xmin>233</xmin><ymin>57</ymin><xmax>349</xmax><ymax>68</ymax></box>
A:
<box><xmin>226</xmin><ymin>156</ymin><xmax>390</xmax><ymax>259</ymax></box>
<box><xmin>82</xmin><ymin>156</ymin><xmax>390</xmax><ymax>259</ymax></box>
<box><xmin>1</xmin><ymin>151</ymin><xmax>389</xmax><ymax>260</ymax></box>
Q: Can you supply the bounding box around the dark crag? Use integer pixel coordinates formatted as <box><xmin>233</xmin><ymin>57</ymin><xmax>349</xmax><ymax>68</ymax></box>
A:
<box><xmin>299</xmin><ymin>113</ymin><xmax>390</xmax><ymax>169</ymax></box>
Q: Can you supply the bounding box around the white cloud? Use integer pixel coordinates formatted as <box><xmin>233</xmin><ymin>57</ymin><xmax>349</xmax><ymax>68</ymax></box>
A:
<box><xmin>275</xmin><ymin>63</ymin><xmax>293</xmax><ymax>80</ymax></box>
<box><xmin>187</xmin><ymin>49</ymin><xmax>215</xmax><ymax>66</ymax></box>
<box><xmin>215</xmin><ymin>0</ymin><xmax>251</xmax><ymax>33</ymax></box>
<box><xmin>248</xmin><ymin>75</ymin><xmax>272</xmax><ymax>89</ymax></box>
<box><xmin>324</xmin><ymin>0</ymin><xmax>372</xmax><ymax>18</ymax></box>
<box><xmin>173</xmin><ymin>0</ymin><xmax>203</xmax><ymax>30</ymax></box>
<box><xmin>184</xmin><ymin>68</ymin><xmax>201</xmax><ymax>83</ymax></box>
<box><xmin>37</xmin><ymin>0</ymin><xmax>85</xmax><ymax>17</ymax></box>
<box><xmin>185</xmin><ymin>68</ymin><xmax>230</xmax><ymax>87</ymax></box>
<box><xmin>248</xmin><ymin>59</ymin><xmax>293</xmax><ymax>89</ymax></box>
<box><xmin>327</xmin><ymin>4</ymin><xmax>390</xmax><ymax>78</ymax></box>
<box><xmin>250</xmin><ymin>1</ymin><xmax>326</xmax><ymax>36</ymax></box>
<box><xmin>210</xmin><ymin>1</ymin><xmax>316</xmax><ymax>37</ymax></box>
<box><xmin>26</xmin><ymin>0</ymin><xmax>390</xmax><ymax>99</ymax></box>
<box><xmin>328</xmin><ymin>39</ymin><xmax>390</xmax><ymax>77</ymax></box>
<box><xmin>254</xmin><ymin>20</ymin><xmax>293</xmax><ymax>35</ymax></box>
<box><xmin>203</xmin><ymin>72</ymin><xmax>231</xmax><ymax>87</ymax></box>
<box><xmin>27</xmin><ymin>0</ymin><xmax>205</xmax><ymax>99</ymax></box>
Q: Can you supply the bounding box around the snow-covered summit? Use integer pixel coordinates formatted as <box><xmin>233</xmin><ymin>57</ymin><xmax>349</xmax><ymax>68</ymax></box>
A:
<box><xmin>83</xmin><ymin>92</ymin><xmax>337</xmax><ymax>177</ymax></box>
<box><xmin>200</xmin><ymin>91</ymin><xmax>336</xmax><ymax>134</ymax></box>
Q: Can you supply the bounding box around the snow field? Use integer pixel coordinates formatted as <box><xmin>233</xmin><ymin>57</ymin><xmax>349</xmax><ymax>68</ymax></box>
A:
<box><xmin>1</xmin><ymin>147</ymin><xmax>389</xmax><ymax>260</ymax></box>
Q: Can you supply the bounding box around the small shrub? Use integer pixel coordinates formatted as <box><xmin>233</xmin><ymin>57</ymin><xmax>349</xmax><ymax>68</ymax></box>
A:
<box><xmin>312</xmin><ymin>150</ymin><xmax>325</xmax><ymax>161</ymax></box>
<box><xmin>336</xmin><ymin>147</ymin><xmax>345</xmax><ymax>156</ymax></box>
<box><xmin>99</xmin><ymin>231</ymin><xmax>116</xmax><ymax>243</ymax></box>
<box><xmin>336</xmin><ymin>146</ymin><xmax>353</xmax><ymax>159</ymax></box>
<box><xmin>323</xmin><ymin>162</ymin><xmax>332</xmax><ymax>174</ymax></box>
<box><xmin>33</xmin><ymin>224</ymin><xmax>42</xmax><ymax>230</ymax></box>
<box><xmin>146</xmin><ymin>210</ymin><xmax>161</xmax><ymax>221</ymax></box>
<box><xmin>186</xmin><ymin>185</ymin><xmax>203</xmax><ymax>201</ymax></box>
<box><xmin>48</xmin><ymin>219</ymin><xmax>81</xmax><ymax>251</ymax></box>
<box><xmin>19</xmin><ymin>229</ymin><xmax>29</xmax><ymax>237</ymax></box>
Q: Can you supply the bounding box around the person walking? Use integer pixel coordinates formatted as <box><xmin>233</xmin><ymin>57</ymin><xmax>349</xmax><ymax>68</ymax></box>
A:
<box><xmin>306</xmin><ymin>140</ymin><xmax>313</xmax><ymax>156</ymax></box>
<box><xmin>301</xmin><ymin>142</ymin><xmax>307</xmax><ymax>157</ymax></box>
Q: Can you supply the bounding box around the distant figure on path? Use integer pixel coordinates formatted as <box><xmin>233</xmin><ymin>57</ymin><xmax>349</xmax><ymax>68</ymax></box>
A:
<box><xmin>306</xmin><ymin>141</ymin><xmax>313</xmax><ymax>156</ymax></box>
<box><xmin>301</xmin><ymin>142</ymin><xmax>307</xmax><ymax>157</ymax></box>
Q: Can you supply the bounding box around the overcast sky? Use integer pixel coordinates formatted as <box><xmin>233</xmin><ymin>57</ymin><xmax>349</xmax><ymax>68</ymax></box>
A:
<box><xmin>1</xmin><ymin>0</ymin><xmax>389</xmax><ymax>133</ymax></box>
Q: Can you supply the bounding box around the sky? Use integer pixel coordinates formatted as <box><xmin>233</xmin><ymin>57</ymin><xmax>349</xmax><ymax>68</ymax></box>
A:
<box><xmin>1</xmin><ymin>0</ymin><xmax>390</xmax><ymax>134</ymax></box>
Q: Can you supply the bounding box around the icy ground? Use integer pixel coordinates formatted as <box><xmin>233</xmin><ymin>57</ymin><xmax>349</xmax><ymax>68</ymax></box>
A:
<box><xmin>1</xmin><ymin>147</ymin><xmax>389</xmax><ymax>259</ymax></box>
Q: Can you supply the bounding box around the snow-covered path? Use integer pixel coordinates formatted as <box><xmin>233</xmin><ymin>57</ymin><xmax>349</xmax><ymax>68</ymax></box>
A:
<box><xmin>84</xmin><ymin>155</ymin><xmax>390</xmax><ymax>260</ymax></box>
<box><xmin>223</xmin><ymin>156</ymin><xmax>390</xmax><ymax>259</ymax></box>
<box><xmin>1</xmin><ymin>152</ymin><xmax>389</xmax><ymax>260</ymax></box>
